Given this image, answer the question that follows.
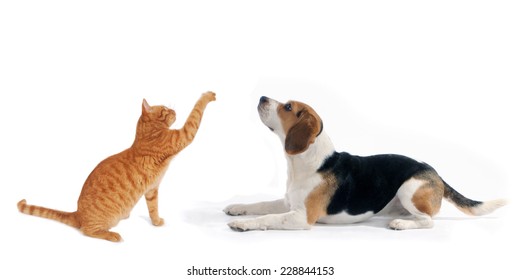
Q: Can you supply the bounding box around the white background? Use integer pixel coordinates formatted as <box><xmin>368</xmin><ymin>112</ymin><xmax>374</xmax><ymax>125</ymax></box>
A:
<box><xmin>1</xmin><ymin>1</ymin><xmax>518</xmax><ymax>279</ymax></box>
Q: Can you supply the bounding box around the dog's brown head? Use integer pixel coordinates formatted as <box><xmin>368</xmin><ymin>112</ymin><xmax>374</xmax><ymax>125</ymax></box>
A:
<box><xmin>257</xmin><ymin>96</ymin><xmax>323</xmax><ymax>155</ymax></box>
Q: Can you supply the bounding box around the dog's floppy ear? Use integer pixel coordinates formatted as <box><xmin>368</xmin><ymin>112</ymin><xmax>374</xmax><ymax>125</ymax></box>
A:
<box><xmin>285</xmin><ymin>109</ymin><xmax>320</xmax><ymax>155</ymax></box>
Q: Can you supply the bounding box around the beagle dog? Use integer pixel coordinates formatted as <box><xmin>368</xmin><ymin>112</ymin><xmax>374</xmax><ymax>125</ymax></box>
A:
<box><xmin>224</xmin><ymin>96</ymin><xmax>507</xmax><ymax>231</ymax></box>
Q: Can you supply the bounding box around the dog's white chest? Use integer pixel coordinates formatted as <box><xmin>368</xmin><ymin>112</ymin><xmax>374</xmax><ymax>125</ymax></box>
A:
<box><xmin>285</xmin><ymin>172</ymin><xmax>322</xmax><ymax>211</ymax></box>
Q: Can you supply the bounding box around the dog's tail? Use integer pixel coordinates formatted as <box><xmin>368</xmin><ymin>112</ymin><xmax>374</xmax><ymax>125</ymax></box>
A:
<box><xmin>17</xmin><ymin>199</ymin><xmax>80</xmax><ymax>228</ymax></box>
<box><xmin>442</xmin><ymin>181</ymin><xmax>507</xmax><ymax>216</ymax></box>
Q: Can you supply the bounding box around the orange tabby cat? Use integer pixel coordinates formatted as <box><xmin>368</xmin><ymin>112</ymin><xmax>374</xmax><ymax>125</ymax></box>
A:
<box><xmin>18</xmin><ymin>92</ymin><xmax>216</xmax><ymax>242</ymax></box>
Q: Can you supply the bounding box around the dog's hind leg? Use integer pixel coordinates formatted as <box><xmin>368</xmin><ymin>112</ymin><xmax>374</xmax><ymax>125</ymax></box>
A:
<box><xmin>377</xmin><ymin>197</ymin><xmax>411</xmax><ymax>217</ymax></box>
<box><xmin>388</xmin><ymin>172</ymin><xmax>443</xmax><ymax>230</ymax></box>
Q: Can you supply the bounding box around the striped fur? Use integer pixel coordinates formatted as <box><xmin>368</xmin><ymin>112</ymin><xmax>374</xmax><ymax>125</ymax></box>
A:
<box><xmin>18</xmin><ymin>92</ymin><xmax>216</xmax><ymax>242</ymax></box>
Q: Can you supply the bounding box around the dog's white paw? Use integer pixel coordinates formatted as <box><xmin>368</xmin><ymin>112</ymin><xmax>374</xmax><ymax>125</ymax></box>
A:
<box><xmin>388</xmin><ymin>219</ymin><xmax>413</xmax><ymax>230</ymax></box>
<box><xmin>227</xmin><ymin>219</ymin><xmax>266</xmax><ymax>232</ymax></box>
<box><xmin>389</xmin><ymin>218</ymin><xmax>433</xmax><ymax>230</ymax></box>
<box><xmin>223</xmin><ymin>204</ymin><xmax>249</xmax><ymax>216</ymax></box>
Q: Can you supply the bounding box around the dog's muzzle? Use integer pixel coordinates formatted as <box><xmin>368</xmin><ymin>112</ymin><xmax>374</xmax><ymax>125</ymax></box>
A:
<box><xmin>259</xmin><ymin>95</ymin><xmax>269</xmax><ymax>107</ymax></box>
<box><xmin>257</xmin><ymin>96</ymin><xmax>277</xmax><ymax>131</ymax></box>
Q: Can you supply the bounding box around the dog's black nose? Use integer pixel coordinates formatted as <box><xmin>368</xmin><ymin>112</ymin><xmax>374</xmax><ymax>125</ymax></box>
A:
<box><xmin>259</xmin><ymin>96</ymin><xmax>268</xmax><ymax>104</ymax></box>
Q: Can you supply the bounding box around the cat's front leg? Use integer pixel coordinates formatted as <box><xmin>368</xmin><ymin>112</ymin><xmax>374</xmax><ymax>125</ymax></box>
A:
<box><xmin>145</xmin><ymin>188</ymin><xmax>164</xmax><ymax>226</ymax></box>
<box><xmin>174</xmin><ymin>91</ymin><xmax>216</xmax><ymax>149</ymax></box>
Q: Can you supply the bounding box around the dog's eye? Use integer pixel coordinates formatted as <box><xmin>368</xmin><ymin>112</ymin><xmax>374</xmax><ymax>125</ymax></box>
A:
<box><xmin>284</xmin><ymin>104</ymin><xmax>292</xmax><ymax>111</ymax></box>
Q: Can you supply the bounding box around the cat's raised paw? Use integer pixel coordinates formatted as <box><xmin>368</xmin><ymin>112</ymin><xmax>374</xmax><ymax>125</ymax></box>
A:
<box><xmin>202</xmin><ymin>91</ymin><xmax>216</xmax><ymax>102</ymax></box>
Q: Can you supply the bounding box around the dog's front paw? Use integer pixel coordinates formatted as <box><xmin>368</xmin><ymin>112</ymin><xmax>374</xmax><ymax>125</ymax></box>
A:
<box><xmin>227</xmin><ymin>219</ymin><xmax>266</xmax><ymax>232</ymax></box>
<box><xmin>227</xmin><ymin>220</ymin><xmax>250</xmax><ymax>232</ymax></box>
<box><xmin>223</xmin><ymin>204</ymin><xmax>249</xmax><ymax>216</ymax></box>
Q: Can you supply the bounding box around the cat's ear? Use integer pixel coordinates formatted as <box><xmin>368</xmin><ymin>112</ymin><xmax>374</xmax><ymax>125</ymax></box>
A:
<box><xmin>142</xmin><ymin>99</ymin><xmax>152</xmax><ymax>114</ymax></box>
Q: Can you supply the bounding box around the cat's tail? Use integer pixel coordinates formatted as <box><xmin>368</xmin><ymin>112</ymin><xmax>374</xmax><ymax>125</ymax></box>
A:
<box><xmin>17</xmin><ymin>199</ymin><xmax>80</xmax><ymax>228</ymax></box>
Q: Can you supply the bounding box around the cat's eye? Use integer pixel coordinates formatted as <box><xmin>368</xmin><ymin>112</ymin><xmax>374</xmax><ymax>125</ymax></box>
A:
<box><xmin>284</xmin><ymin>103</ymin><xmax>292</xmax><ymax>112</ymax></box>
